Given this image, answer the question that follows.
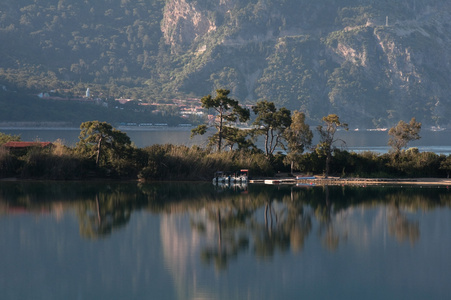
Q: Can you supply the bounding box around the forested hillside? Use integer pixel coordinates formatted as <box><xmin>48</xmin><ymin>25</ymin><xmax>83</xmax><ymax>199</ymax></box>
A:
<box><xmin>1</xmin><ymin>0</ymin><xmax>451</xmax><ymax>128</ymax></box>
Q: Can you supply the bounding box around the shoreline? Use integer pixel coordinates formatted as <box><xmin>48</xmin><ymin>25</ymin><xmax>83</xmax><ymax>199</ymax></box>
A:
<box><xmin>0</xmin><ymin>125</ymin><xmax>193</xmax><ymax>132</ymax></box>
<box><xmin>1</xmin><ymin>176</ymin><xmax>451</xmax><ymax>187</ymax></box>
<box><xmin>0</xmin><ymin>122</ymin><xmax>448</xmax><ymax>132</ymax></box>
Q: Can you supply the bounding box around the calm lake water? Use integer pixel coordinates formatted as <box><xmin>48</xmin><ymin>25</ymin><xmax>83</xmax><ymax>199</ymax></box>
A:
<box><xmin>2</xmin><ymin>127</ymin><xmax>451</xmax><ymax>154</ymax></box>
<box><xmin>1</xmin><ymin>182</ymin><xmax>451</xmax><ymax>299</ymax></box>
<box><xmin>0</xmin><ymin>127</ymin><xmax>207</xmax><ymax>148</ymax></box>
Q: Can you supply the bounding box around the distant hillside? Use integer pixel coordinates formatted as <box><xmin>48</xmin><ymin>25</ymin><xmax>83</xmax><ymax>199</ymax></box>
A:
<box><xmin>2</xmin><ymin>0</ymin><xmax>451</xmax><ymax>128</ymax></box>
<box><xmin>0</xmin><ymin>90</ymin><xmax>186</xmax><ymax>126</ymax></box>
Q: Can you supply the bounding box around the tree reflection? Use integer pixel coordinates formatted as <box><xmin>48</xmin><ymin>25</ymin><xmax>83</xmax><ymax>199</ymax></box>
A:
<box><xmin>254</xmin><ymin>198</ymin><xmax>291</xmax><ymax>258</ymax></box>
<box><xmin>388</xmin><ymin>203</ymin><xmax>420</xmax><ymax>245</ymax></box>
<box><xmin>195</xmin><ymin>202</ymin><xmax>253</xmax><ymax>270</ymax></box>
<box><xmin>197</xmin><ymin>210</ymin><xmax>253</xmax><ymax>268</ymax></box>
<box><xmin>286</xmin><ymin>191</ymin><xmax>312</xmax><ymax>253</ymax></box>
<box><xmin>77</xmin><ymin>193</ymin><xmax>131</xmax><ymax>238</ymax></box>
<box><xmin>186</xmin><ymin>186</ymin><xmax>314</xmax><ymax>269</ymax></box>
<box><xmin>311</xmin><ymin>186</ymin><xmax>422</xmax><ymax>252</ymax></box>
<box><xmin>254</xmin><ymin>190</ymin><xmax>312</xmax><ymax>257</ymax></box>
<box><xmin>75</xmin><ymin>185</ymin><xmax>148</xmax><ymax>239</ymax></box>
<box><xmin>315</xmin><ymin>186</ymin><xmax>341</xmax><ymax>252</ymax></box>
<box><xmin>3</xmin><ymin>182</ymin><xmax>451</xmax><ymax>260</ymax></box>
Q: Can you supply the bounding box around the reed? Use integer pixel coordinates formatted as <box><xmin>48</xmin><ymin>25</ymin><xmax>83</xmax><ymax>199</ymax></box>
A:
<box><xmin>139</xmin><ymin>144</ymin><xmax>274</xmax><ymax>181</ymax></box>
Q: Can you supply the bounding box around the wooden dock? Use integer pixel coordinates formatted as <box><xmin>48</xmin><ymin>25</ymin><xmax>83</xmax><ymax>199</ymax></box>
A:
<box><xmin>249</xmin><ymin>177</ymin><xmax>443</xmax><ymax>186</ymax></box>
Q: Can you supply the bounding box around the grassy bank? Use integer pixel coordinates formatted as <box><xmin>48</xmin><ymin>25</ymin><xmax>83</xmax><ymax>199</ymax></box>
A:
<box><xmin>0</xmin><ymin>142</ymin><xmax>277</xmax><ymax>180</ymax></box>
<box><xmin>1</xmin><ymin>139</ymin><xmax>450</xmax><ymax>181</ymax></box>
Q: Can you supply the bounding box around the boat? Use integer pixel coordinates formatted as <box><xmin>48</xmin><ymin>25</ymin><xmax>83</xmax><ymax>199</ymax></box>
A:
<box><xmin>213</xmin><ymin>169</ymin><xmax>249</xmax><ymax>185</ymax></box>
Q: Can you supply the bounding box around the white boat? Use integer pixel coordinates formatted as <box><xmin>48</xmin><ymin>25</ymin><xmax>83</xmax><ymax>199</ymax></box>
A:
<box><xmin>213</xmin><ymin>170</ymin><xmax>248</xmax><ymax>185</ymax></box>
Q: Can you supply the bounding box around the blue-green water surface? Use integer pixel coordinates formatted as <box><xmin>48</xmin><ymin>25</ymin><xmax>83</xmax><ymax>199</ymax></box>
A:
<box><xmin>1</xmin><ymin>182</ymin><xmax>450</xmax><ymax>299</ymax></box>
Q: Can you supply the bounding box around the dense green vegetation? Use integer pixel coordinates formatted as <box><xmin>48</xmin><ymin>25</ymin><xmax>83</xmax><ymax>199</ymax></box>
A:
<box><xmin>2</xmin><ymin>0</ymin><xmax>451</xmax><ymax>128</ymax></box>
<box><xmin>1</xmin><ymin>137</ymin><xmax>449</xmax><ymax>180</ymax></box>
<box><xmin>0</xmin><ymin>0</ymin><xmax>166</xmax><ymax>92</ymax></box>
<box><xmin>0</xmin><ymin>117</ymin><xmax>449</xmax><ymax>181</ymax></box>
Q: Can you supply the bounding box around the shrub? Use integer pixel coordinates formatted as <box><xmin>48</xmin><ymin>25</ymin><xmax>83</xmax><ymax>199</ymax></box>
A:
<box><xmin>0</xmin><ymin>146</ymin><xmax>20</xmax><ymax>177</ymax></box>
<box><xmin>20</xmin><ymin>147</ymin><xmax>89</xmax><ymax>180</ymax></box>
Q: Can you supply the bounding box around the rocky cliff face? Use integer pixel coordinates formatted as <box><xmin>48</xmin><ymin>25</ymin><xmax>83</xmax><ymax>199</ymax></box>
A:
<box><xmin>162</xmin><ymin>0</ymin><xmax>239</xmax><ymax>53</ymax></box>
<box><xmin>160</xmin><ymin>0</ymin><xmax>451</xmax><ymax>127</ymax></box>
<box><xmin>162</xmin><ymin>0</ymin><xmax>216</xmax><ymax>53</ymax></box>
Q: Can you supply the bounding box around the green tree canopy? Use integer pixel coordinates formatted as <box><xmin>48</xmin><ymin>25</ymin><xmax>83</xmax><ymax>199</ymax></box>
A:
<box><xmin>388</xmin><ymin>117</ymin><xmax>422</xmax><ymax>152</ymax></box>
<box><xmin>222</xmin><ymin>126</ymin><xmax>256</xmax><ymax>151</ymax></box>
<box><xmin>316</xmin><ymin>114</ymin><xmax>348</xmax><ymax>178</ymax></box>
<box><xmin>191</xmin><ymin>89</ymin><xmax>250</xmax><ymax>152</ymax></box>
<box><xmin>283</xmin><ymin>111</ymin><xmax>313</xmax><ymax>172</ymax></box>
<box><xmin>252</xmin><ymin>100</ymin><xmax>292</xmax><ymax>156</ymax></box>
<box><xmin>76</xmin><ymin>121</ymin><xmax>132</xmax><ymax>166</ymax></box>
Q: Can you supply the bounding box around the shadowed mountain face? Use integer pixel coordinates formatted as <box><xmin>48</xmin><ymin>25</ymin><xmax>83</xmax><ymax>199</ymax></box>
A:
<box><xmin>2</xmin><ymin>0</ymin><xmax>451</xmax><ymax>127</ymax></box>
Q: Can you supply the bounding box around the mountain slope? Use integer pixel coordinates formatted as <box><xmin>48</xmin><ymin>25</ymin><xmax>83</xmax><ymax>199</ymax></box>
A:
<box><xmin>1</xmin><ymin>0</ymin><xmax>451</xmax><ymax>128</ymax></box>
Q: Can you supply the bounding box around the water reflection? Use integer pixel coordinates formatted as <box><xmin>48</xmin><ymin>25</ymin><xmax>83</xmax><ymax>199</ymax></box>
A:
<box><xmin>76</xmin><ymin>190</ymin><xmax>144</xmax><ymax>239</ymax></box>
<box><xmin>1</xmin><ymin>182</ymin><xmax>450</xmax><ymax>246</ymax></box>
<box><xmin>1</xmin><ymin>182</ymin><xmax>451</xmax><ymax>299</ymax></box>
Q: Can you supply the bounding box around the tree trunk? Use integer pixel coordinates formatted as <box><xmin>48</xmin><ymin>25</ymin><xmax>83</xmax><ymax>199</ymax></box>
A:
<box><xmin>325</xmin><ymin>151</ymin><xmax>331</xmax><ymax>179</ymax></box>
<box><xmin>217</xmin><ymin>209</ymin><xmax>222</xmax><ymax>249</ymax></box>
<box><xmin>218</xmin><ymin>109</ymin><xmax>223</xmax><ymax>152</ymax></box>
<box><xmin>96</xmin><ymin>136</ymin><xmax>102</xmax><ymax>166</ymax></box>
<box><xmin>96</xmin><ymin>194</ymin><xmax>102</xmax><ymax>225</ymax></box>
